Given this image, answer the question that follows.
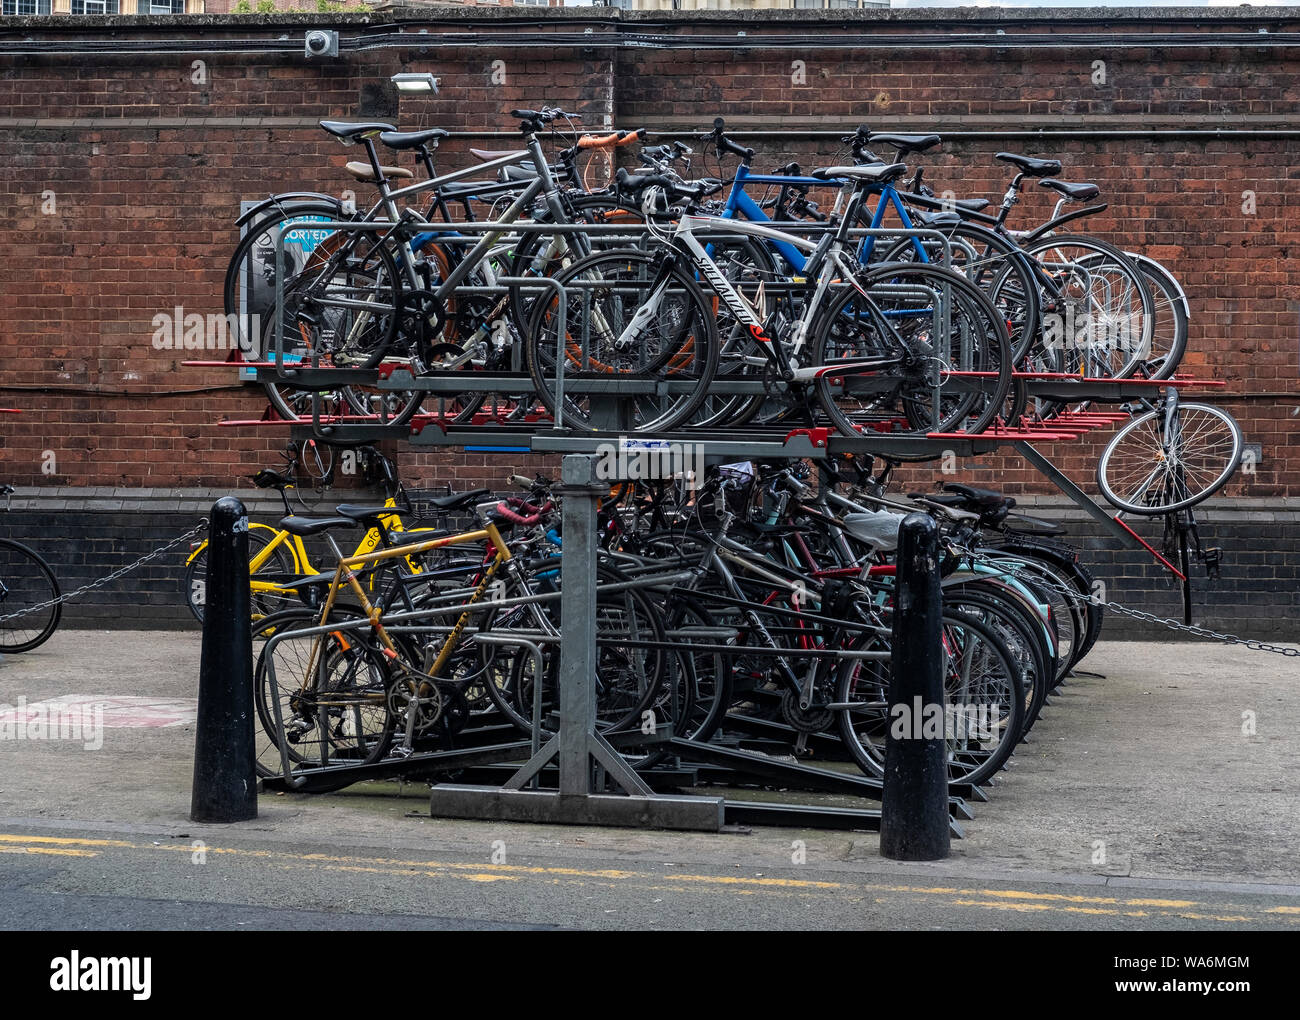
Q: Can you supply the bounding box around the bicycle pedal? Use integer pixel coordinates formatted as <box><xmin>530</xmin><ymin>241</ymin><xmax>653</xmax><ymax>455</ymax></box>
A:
<box><xmin>1203</xmin><ymin>546</ymin><xmax>1223</xmax><ymax>579</ymax></box>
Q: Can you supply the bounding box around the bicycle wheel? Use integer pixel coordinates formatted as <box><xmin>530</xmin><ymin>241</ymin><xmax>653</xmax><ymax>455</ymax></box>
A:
<box><xmin>252</xmin><ymin>607</ymin><xmax>395</xmax><ymax>781</ymax></box>
<box><xmin>478</xmin><ymin>559</ymin><xmax>665</xmax><ymax>736</ymax></box>
<box><xmin>1097</xmin><ymin>402</ymin><xmax>1243</xmax><ymax>515</ymax></box>
<box><xmin>281</xmin><ymin>229</ymin><xmax>404</xmax><ymax>371</ymax></box>
<box><xmin>524</xmin><ymin>248</ymin><xmax>719</xmax><ymax>432</ymax></box>
<box><xmin>836</xmin><ymin>610</ymin><xmax>1024</xmax><ymax>788</ymax></box>
<box><xmin>1024</xmin><ymin>235</ymin><xmax>1155</xmax><ymax>381</ymax></box>
<box><xmin>880</xmin><ymin>222</ymin><xmax>1042</xmax><ymax>363</ymax></box>
<box><xmin>941</xmin><ymin>582</ymin><xmax>1053</xmax><ymax>737</ymax></box>
<box><xmin>257</xmin><ymin>274</ymin><xmax>421</xmax><ymax>428</ymax></box>
<box><xmin>224</xmin><ymin>200</ymin><xmax>345</xmax><ymax>355</ymax></box>
<box><xmin>977</xmin><ymin>549</ymin><xmax>1085</xmax><ymax>682</ymax></box>
<box><xmin>507</xmin><ymin>194</ymin><xmax>644</xmax><ymax>328</ymax></box>
<box><xmin>0</xmin><ymin>538</ymin><xmax>61</xmax><ymax>653</ymax></box>
<box><xmin>1126</xmin><ymin>253</ymin><xmax>1189</xmax><ymax>380</ymax></box>
<box><xmin>185</xmin><ymin>525</ymin><xmax>300</xmax><ymax>624</ymax></box>
<box><xmin>811</xmin><ymin>262</ymin><xmax>1013</xmax><ymax>437</ymax></box>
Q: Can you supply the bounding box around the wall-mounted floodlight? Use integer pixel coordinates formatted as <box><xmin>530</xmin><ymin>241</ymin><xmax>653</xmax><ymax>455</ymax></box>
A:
<box><xmin>391</xmin><ymin>73</ymin><xmax>440</xmax><ymax>94</ymax></box>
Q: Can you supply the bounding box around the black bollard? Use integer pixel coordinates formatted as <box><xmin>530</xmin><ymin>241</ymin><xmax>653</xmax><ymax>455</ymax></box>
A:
<box><xmin>880</xmin><ymin>512</ymin><xmax>949</xmax><ymax>861</ymax></box>
<box><xmin>190</xmin><ymin>497</ymin><xmax>257</xmax><ymax>823</ymax></box>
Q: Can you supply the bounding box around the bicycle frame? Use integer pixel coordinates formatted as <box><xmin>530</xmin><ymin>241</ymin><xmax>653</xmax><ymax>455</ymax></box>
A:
<box><xmin>717</xmin><ymin>163</ymin><xmax>930</xmax><ymax>272</ymax></box>
<box><xmin>630</xmin><ymin>207</ymin><xmax>937</xmax><ymax>387</ymax></box>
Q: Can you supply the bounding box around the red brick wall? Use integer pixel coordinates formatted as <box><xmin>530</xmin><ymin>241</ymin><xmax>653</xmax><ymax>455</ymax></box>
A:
<box><xmin>1</xmin><ymin>9</ymin><xmax>1297</xmax><ymax>500</ymax></box>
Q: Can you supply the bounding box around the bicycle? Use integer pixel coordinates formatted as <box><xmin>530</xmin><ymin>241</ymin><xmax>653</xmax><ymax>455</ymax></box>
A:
<box><xmin>525</xmin><ymin>167</ymin><xmax>1012</xmax><ymax>436</ymax></box>
<box><xmin>0</xmin><ymin>485</ymin><xmax>62</xmax><ymax>653</ymax></box>
<box><xmin>184</xmin><ymin>446</ymin><xmax>486</xmax><ymax>623</ymax></box>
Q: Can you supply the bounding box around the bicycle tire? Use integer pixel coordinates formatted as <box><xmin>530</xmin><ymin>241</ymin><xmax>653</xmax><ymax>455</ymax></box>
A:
<box><xmin>1125</xmin><ymin>253</ymin><xmax>1190</xmax><ymax>381</ymax></box>
<box><xmin>0</xmin><ymin>538</ymin><xmax>62</xmax><ymax>653</ymax></box>
<box><xmin>811</xmin><ymin>261</ymin><xmax>1013</xmax><ymax>437</ymax></box>
<box><xmin>1023</xmin><ymin>234</ymin><xmax>1156</xmax><ymax>382</ymax></box>
<box><xmin>1097</xmin><ymin>402</ymin><xmax>1243</xmax><ymax>515</ymax></box>
<box><xmin>941</xmin><ymin>583</ymin><xmax>1052</xmax><ymax>737</ymax></box>
<box><xmin>252</xmin><ymin>606</ymin><xmax>395</xmax><ymax>784</ymax></box>
<box><xmin>835</xmin><ymin>609</ymin><xmax>1024</xmax><ymax>788</ymax></box>
<box><xmin>879</xmin><ymin>221</ymin><xmax>1042</xmax><ymax>363</ymax></box>
<box><xmin>524</xmin><ymin>247</ymin><xmax>720</xmax><ymax>432</ymax></box>
<box><xmin>185</xmin><ymin>525</ymin><xmax>300</xmax><ymax>625</ymax></box>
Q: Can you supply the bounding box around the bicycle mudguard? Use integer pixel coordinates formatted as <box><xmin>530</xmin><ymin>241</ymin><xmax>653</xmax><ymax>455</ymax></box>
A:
<box><xmin>1019</xmin><ymin>204</ymin><xmax>1109</xmax><ymax>244</ymax></box>
<box><xmin>235</xmin><ymin>193</ymin><xmax>345</xmax><ymax>228</ymax></box>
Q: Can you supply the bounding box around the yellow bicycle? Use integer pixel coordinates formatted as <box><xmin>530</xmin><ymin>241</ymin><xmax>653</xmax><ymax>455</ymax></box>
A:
<box><xmin>184</xmin><ymin>453</ymin><xmax>486</xmax><ymax>623</ymax></box>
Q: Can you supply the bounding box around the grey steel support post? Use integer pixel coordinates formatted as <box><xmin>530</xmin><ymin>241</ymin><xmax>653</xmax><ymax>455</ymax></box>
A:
<box><xmin>558</xmin><ymin>454</ymin><xmax>603</xmax><ymax>795</ymax></box>
<box><xmin>190</xmin><ymin>497</ymin><xmax>257</xmax><ymax>824</ymax></box>
<box><xmin>880</xmin><ymin>513</ymin><xmax>949</xmax><ymax>861</ymax></box>
<box><xmin>427</xmin><ymin>454</ymin><xmax>723</xmax><ymax>829</ymax></box>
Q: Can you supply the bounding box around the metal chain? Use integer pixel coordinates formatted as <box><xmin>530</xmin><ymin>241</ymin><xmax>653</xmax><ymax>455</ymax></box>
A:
<box><xmin>0</xmin><ymin>520</ymin><xmax>209</xmax><ymax>624</ymax></box>
<box><xmin>965</xmin><ymin>548</ymin><xmax>1300</xmax><ymax>658</ymax></box>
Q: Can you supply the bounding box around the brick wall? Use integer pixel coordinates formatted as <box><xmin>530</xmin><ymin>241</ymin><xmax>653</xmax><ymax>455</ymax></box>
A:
<box><xmin>1</xmin><ymin>8</ymin><xmax>1298</xmax><ymax>633</ymax></box>
<box><xmin>3</xmin><ymin>491</ymin><xmax>1292</xmax><ymax>641</ymax></box>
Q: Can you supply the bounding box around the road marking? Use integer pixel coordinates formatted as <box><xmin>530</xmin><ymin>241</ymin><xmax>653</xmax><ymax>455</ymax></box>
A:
<box><xmin>0</xmin><ymin>847</ymin><xmax>99</xmax><ymax>857</ymax></box>
<box><xmin>0</xmin><ymin>833</ymin><xmax>131</xmax><ymax>848</ymax></box>
<box><xmin>2</xmin><ymin>832</ymin><xmax>1296</xmax><ymax>925</ymax></box>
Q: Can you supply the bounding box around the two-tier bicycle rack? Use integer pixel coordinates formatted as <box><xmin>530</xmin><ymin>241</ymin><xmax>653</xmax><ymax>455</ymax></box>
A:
<box><xmin>187</xmin><ymin>213</ymin><xmax>1234</xmax><ymax>832</ymax></box>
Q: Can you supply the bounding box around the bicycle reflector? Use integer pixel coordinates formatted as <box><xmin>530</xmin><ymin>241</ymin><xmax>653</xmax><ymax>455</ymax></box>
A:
<box><xmin>391</xmin><ymin>73</ymin><xmax>440</xmax><ymax>94</ymax></box>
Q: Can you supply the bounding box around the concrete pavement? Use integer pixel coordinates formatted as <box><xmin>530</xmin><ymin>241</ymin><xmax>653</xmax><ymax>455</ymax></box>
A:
<box><xmin>0</xmin><ymin>630</ymin><xmax>1296</xmax><ymax>929</ymax></box>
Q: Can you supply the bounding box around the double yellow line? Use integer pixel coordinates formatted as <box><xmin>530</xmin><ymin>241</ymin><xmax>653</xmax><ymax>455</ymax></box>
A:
<box><xmin>0</xmin><ymin>832</ymin><xmax>1294</xmax><ymax>925</ymax></box>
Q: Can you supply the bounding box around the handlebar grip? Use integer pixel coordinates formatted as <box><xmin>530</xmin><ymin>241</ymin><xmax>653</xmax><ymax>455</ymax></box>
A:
<box><xmin>493</xmin><ymin>499</ymin><xmax>554</xmax><ymax>527</ymax></box>
<box><xmin>577</xmin><ymin>132</ymin><xmax>621</xmax><ymax>150</ymax></box>
<box><xmin>616</xmin><ymin>128</ymin><xmax>647</xmax><ymax>147</ymax></box>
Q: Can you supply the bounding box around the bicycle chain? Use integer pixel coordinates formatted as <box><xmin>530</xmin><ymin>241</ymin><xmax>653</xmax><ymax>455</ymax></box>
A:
<box><xmin>0</xmin><ymin>520</ymin><xmax>209</xmax><ymax>624</ymax></box>
<box><xmin>966</xmin><ymin>549</ymin><xmax>1300</xmax><ymax>658</ymax></box>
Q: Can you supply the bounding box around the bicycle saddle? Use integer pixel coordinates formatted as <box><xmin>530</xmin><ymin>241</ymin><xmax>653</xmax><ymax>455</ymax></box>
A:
<box><xmin>869</xmin><ymin>132</ymin><xmax>941</xmax><ymax>154</ymax></box>
<box><xmin>941</xmin><ymin>483</ymin><xmax>1015</xmax><ymax>510</ymax></box>
<box><xmin>253</xmin><ymin>469</ymin><xmax>292</xmax><ymax>490</ymax></box>
<box><xmin>1039</xmin><ymin>178</ymin><xmax>1101</xmax><ymax>202</ymax></box>
<box><xmin>334</xmin><ymin>504</ymin><xmax>401</xmax><ymax>527</ymax></box>
<box><xmin>422</xmin><ymin>488</ymin><xmax>492</xmax><ymax>511</ymax></box>
<box><xmin>915</xmin><ymin>209</ymin><xmax>963</xmax><ymax>229</ymax></box>
<box><xmin>812</xmin><ymin>162</ymin><xmax>907</xmax><ymax>184</ymax></box>
<box><xmin>344</xmin><ymin>161</ymin><xmax>414</xmax><ymax>183</ymax></box>
<box><xmin>379</xmin><ymin>128</ymin><xmax>450</xmax><ymax>150</ymax></box>
<box><xmin>469</xmin><ymin>148</ymin><xmax>528</xmax><ymax>161</ymax></box>
<box><xmin>954</xmin><ymin>197</ymin><xmax>991</xmax><ymax>212</ymax></box>
<box><xmin>319</xmin><ymin>120</ymin><xmax>396</xmax><ymax>141</ymax></box>
<box><xmin>278</xmin><ymin>515</ymin><xmax>358</xmax><ymax>538</ymax></box>
<box><xmin>995</xmin><ymin>152</ymin><xmax>1063</xmax><ymax>177</ymax></box>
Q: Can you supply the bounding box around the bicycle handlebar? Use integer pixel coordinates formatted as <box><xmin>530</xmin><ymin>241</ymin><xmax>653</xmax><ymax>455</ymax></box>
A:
<box><xmin>493</xmin><ymin>498</ymin><xmax>555</xmax><ymax>527</ymax></box>
<box><xmin>614</xmin><ymin>167</ymin><xmax>714</xmax><ymax>203</ymax></box>
<box><xmin>701</xmin><ymin>117</ymin><xmax>754</xmax><ymax>161</ymax></box>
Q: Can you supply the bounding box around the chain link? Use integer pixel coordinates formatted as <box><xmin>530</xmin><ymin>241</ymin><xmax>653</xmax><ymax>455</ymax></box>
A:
<box><xmin>0</xmin><ymin>520</ymin><xmax>209</xmax><ymax>624</ymax></box>
<box><xmin>967</xmin><ymin>548</ymin><xmax>1300</xmax><ymax>658</ymax></box>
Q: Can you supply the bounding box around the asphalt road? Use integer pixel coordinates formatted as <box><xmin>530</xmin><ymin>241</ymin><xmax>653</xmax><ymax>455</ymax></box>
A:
<box><xmin>1</xmin><ymin>822</ymin><xmax>1297</xmax><ymax>930</ymax></box>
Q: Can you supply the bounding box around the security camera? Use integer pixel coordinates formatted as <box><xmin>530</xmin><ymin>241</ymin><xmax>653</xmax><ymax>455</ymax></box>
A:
<box><xmin>304</xmin><ymin>30</ymin><xmax>338</xmax><ymax>59</ymax></box>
